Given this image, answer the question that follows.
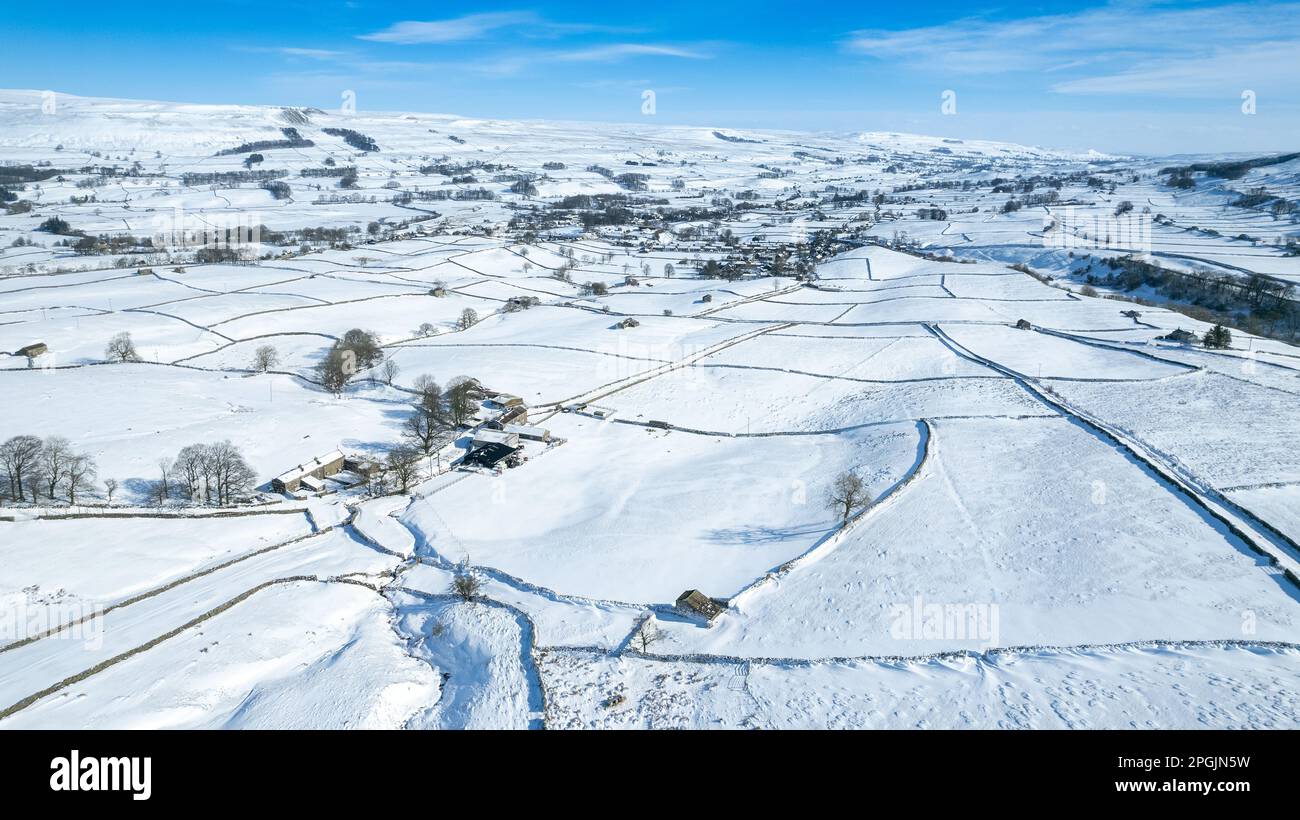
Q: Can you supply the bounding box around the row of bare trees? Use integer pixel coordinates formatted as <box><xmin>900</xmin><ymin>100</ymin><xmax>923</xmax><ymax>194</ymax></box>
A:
<box><xmin>158</xmin><ymin>441</ymin><xmax>257</xmax><ymax>506</ymax></box>
<box><xmin>0</xmin><ymin>435</ymin><xmax>99</xmax><ymax>504</ymax></box>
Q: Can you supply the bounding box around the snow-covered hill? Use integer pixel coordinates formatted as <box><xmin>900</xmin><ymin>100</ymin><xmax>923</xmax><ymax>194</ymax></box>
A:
<box><xmin>0</xmin><ymin>92</ymin><xmax>1297</xmax><ymax>730</ymax></box>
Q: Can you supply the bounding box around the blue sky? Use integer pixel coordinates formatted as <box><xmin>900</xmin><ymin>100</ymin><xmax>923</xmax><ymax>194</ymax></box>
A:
<box><xmin>7</xmin><ymin>0</ymin><xmax>1298</xmax><ymax>154</ymax></box>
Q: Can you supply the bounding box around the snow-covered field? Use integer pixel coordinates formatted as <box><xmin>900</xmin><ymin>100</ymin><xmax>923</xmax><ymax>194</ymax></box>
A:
<box><xmin>1</xmin><ymin>91</ymin><xmax>1297</xmax><ymax>730</ymax></box>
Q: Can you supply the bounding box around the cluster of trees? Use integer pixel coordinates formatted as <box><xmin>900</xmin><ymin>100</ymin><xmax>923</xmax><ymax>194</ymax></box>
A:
<box><xmin>37</xmin><ymin>216</ymin><xmax>74</xmax><ymax>235</ymax></box>
<box><xmin>180</xmin><ymin>169</ymin><xmax>286</xmax><ymax>187</ymax></box>
<box><xmin>321</xmin><ymin>127</ymin><xmax>379</xmax><ymax>152</ymax></box>
<box><xmin>159</xmin><ymin>441</ymin><xmax>256</xmax><ymax>506</ymax></box>
<box><xmin>1203</xmin><ymin>324</ymin><xmax>1233</xmax><ymax>349</ymax></box>
<box><xmin>315</xmin><ymin>329</ymin><xmax>384</xmax><ymax>395</ymax></box>
<box><xmin>1160</xmin><ymin>152</ymin><xmax>1300</xmax><ymax>183</ymax></box>
<box><xmin>1099</xmin><ymin>256</ymin><xmax>1297</xmax><ymax>338</ymax></box>
<box><xmin>214</xmin><ymin>128</ymin><xmax>313</xmax><ymax>156</ymax></box>
<box><xmin>386</xmin><ymin>374</ymin><xmax>484</xmax><ymax>491</ymax></box>
<box><xmin>262</xmin><ymin>180</ymin><xmax>291</xmax><ymax>200</ymax></box>
<box><xmin>0</xmin><ymin>435</ymin><xmax>98</xmax><ymax>504</ymax></box>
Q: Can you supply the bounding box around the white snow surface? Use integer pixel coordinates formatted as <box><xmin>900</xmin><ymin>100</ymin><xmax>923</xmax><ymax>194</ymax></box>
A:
<box><xmin>1</xmin><ymin>92</ymin><xmax>1298</xmax><ymax>730</ymax></box>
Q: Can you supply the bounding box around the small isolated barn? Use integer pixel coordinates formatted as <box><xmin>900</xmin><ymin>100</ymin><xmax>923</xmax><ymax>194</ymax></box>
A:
<box><xmin>14</xmin><ymin>342</ymin><xmax>48</xmax><ymax>358</ymax></box>
<box><xmin>271</xmin><ymin>450</ymin><xmax>346</xmax><ymax>493</ymax></box>
<box><xmin>676</xmin><ymin>590</ymin><xmax>726</xmax><ymax>622</ymax></box>
<box><xmin>1161</xmin><ymin>328</ymin><xmax>1197</xmax><ymax>344</ymax></box>
<box><xmin>1014</xmin><ymin>319</ymin><xmax>1032</xmax><ymax>330</ymax></box>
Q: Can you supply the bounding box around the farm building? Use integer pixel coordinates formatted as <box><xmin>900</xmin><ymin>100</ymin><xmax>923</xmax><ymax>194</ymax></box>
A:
<box><xmin>271</xmin><ymin>450</ymin><xmax>346</xmax><ymax>493</ymax></box>
<box><xmin>1161</xmin><ymin>328</ymin><xmax>1197</xmax><ymax>344</ymax></box>
<box><xmin>502</xmin><ymin>423</ymin><xmax>550</xmax><ymax>442</ymax></box>
<box><xmin>491</xmin><ymin>393</ymin><xmax>525</xmax><ymax>409</ymax></box>
<box><xmin>472</xmin><ymin>429</ymin><xmax>520</xmax><ymax>449</ymax></box>
<box><xmin>1014</xmin><ymin>319</ymin><xmax>1032</xmax><ymax>330</ymax></box>
<box><xmin>676</xmin><ymin>590</ymin><xmax>726</xmax><ymax>622</ymax></box>
<box><xmin>14</xmin><ymin>342</ymin><xmax>48</xmax><ymax>358</ymax></box>
<box><xmin>462</xmin><ymin>442</ymin><xmax>519</xmax><ymax>469</ymax></box>
<box><xmin>343</xmin><ymin>455</ymin><xmax>382</xmax><ymax>478</ymax></box>
<box><xmin>500</xmin><ymin>405</ymin><xmax>529</xmax><ymax>424</ymax></box>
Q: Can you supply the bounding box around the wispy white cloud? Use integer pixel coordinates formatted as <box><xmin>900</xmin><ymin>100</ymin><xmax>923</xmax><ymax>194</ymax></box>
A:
<box><xmin>842</xmin><ymin>1</ymin><xmax>1300</xmax><ymax>96</ymax></box>
<box><xmin>551</xmin><ymin>44</ymin><xmax>708</xmax><ymax>62</ymax></box>
<box><xmin>240</xmin><ymin>46</ymin><xmax>350</xmax><ymax>60</ymax></box>
<box><xmin>1051</xmin><ymin>41</ymin><xmax>1300</xmax><ymax>96</ymax></box>
<box><xmin>359</xmin><ymin>12</ymin><xmax>540</xmax><ymax>44</ymax></box>
<box><xmin>452</xmin><ymin>43</ymin><xmax>713</xmax><ymax>76</ymax></box>
<box><xmin>358</xmin><ymin>12</ymin><xmax>639</xmax><ymax>45</ymax></box>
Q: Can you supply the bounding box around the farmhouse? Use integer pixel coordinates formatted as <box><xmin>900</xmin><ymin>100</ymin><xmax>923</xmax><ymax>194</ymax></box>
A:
<box><xmin>676</xmin><ymin>589</ymin><xmax>726</xmax><ymax>622</ymax></box>
<box><xmin>14</xmin><ymin>342</ymin><xmax>48</xmax><ymax>358</ymax></box>
<box><xmin>271</xmin><ymin>450</ymin><xmax>345</xmax><ymax>493</ymax></box>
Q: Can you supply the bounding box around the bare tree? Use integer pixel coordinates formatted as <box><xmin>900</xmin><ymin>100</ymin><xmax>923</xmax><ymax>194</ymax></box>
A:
<box><xmin>105</xmin><ymin>331</ymin><xmax>141</xmax><ymax>363</ymax></box>
<box><xmin>251</xmin><ymin>344</ymin><xmax>279</xmax><ymax>373</ymax></box>
<box><xmin>63</xmin><ymin>452</ymin><xmax>97</xmax><ymax>504</ymax></box>
<box><xmin>826</xmin><ymin>471</ymin><xmax>870</xmax><ymax>523</ymax></box>
<box><xmin>412</xmin><ymin>373</ymin><xmax>439</xmax><ymax>400</ymax></box>
<box><xmin>457</xmin><ymin>308</ymin><xmax>478</xmax><ymax>330</ymax></box>
<box><xmin>402</xmin><ymin>408</ymin><xmax>443</xmax><ymax>455</ymax></box>
<box><xmin>157</xmin><ymin>457</ymin><xmax>172</xmax><ymax>501</ymax></box>
<box><xmin>380</xmin><ymin>359</ymin><xmax>400</xmax><ymax>386</ymax></box>
<box><xmin>39</xmin><ymin>436</ymin><xmax>73</xmax><ymax>500</ymax></box>
<box><xmin>631</xmin><ymin>619</ymin><xmax>665</xmax><ymax>653</ymax></box>
<box><xmin>103</xmin><ymin>478</ymin><xmax>118</xmax><ymax>505</ymax></box>
<box><xmin>0</xmin><ymin>435</ymin><xmax>42</xmax><ymax>502</ymax></box>
<box><xmin>385</xmin><ymin>445</ymin><xmax>420</xmax><ymax>493</ymax></box>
